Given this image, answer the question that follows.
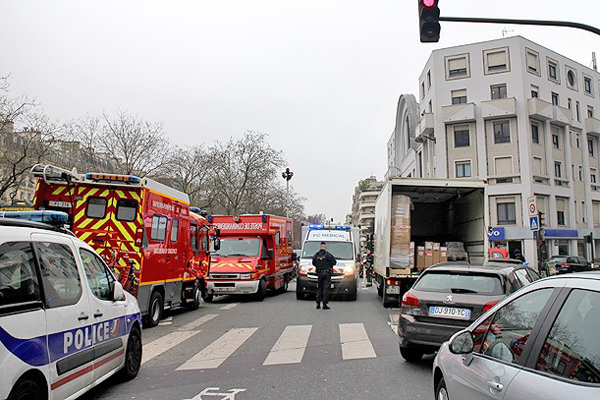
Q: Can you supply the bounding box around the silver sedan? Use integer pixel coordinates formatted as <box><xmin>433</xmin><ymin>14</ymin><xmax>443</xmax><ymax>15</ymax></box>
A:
<box><xmin>433</xmin><ymin>271</ymin><xmax>600</xmax><ymax>400</ymax></box>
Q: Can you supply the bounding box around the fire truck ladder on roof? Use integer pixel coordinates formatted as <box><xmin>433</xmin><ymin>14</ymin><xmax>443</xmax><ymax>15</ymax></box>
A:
<box><xmin>31</xmin><ymin>164</ymin><xmax>84</xmax><ymax>185</ymax></box>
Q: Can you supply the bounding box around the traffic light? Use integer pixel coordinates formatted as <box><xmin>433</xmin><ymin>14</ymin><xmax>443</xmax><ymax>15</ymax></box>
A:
<box><xmin>418</xmin><ymin>0</ymin><xmax>441</xmax><ymax>43</ymax></box>
<box><xmin>538</xmin><ymin>211</ymin><xmax>545</xmax><ymax>227</ymax></box>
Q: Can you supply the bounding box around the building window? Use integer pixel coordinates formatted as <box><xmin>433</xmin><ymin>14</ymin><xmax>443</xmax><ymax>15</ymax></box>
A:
<box><xmin>533</xmin><ymin>157</ymin><xmax>543</xmax><ymax>176</ymax></box>
<box><xmin>567</xmin><ymin>98</ymin><xmax>572</xmax><ymax>110</ymax></box>
<box><xmin>427</xmin><ymin>70</ymin><xmax>431</xmax><ymax>88</ymax></box>
<box><xmin>484</xmin><ymin>48</ymin><xmax>510</xmax><ymax>74</ymax></box>
<box><xmin>591</xmin><ymin>170</ymin><xmax>597</xmax><ymax>183</ymax></box>
<box><xmin>555</xmin><ymin>162</ymin><xmax>562</xmax><ymax>178</ymax></box>
<box><xmin>454</xmin><ymin>127</ymin><xmax>470</xmax><ymax>147</ymax></box>
<box><xmin>557</xmin><ymin>211</ymin><xmax>566</xmax><ymax>226</ymax></box>
<box><xmin>531</xmin><ymin>124</ymin><xmax>539</xmax><ymax>144</ymax></box>
<box><xmin>589</xmin><ymin>139</ymin><xmax>595</xmax><ymax>157</ymax></box>
<box><xmin>548</xmin><ymin>59</ymin><xmax>559</xmax><ymax>82</ymax></box>
<box><xmin>579</xmin><ymin>166</ymin><xmax>583</xmax><ymax>181</ymax></box>
<box><xmin>584</xmin><ymin>76</ymin><xmax>593</xmax><ymax>95</ymax></box>
<box><xmin>421</xmin><ymin>81</ymin><xmax>425</xmax><ymax>99</ymax></box>
<box><xmin>566</xmin><ymin>68</ymin><xmax>577</xmax><ymax>90</ymax></box>
<box><xmin>551</xmin><ymin>92</ymin><xmax>559</xmax><ymax>105</ymax></box>
<box><xmin>576</xmin><ymin>101</ymin><xmax>581</xmax><ymax>122</ymax></box>
<box><xmin>494</xmin><ymin>121</ymin><xmax>510</xmax><ymax>144</ymax></box>
<box><xmin>588</xmin><ymin>106</ymin><xmax>594</xmax><ymax>118</ymax></box>
<box><xmin>552</xmin><ymin>134</ymin><xmax>559</xmax><ymax>149</ymax></box>
<box><xmin>575</xmin><ymin>133</ymin><xmax>580</xmax><ymax>148</ymax></box>
<box><xmin>491</xmin><ymin>84</ymin><xmax>507</xmax><ymax>100</ymax></box>
<box><xmin>446</xmin><ymin>54</ymin><xmax>470</xmax><ymax>80</ymax></box>
<box><xmin>455</xmin><ymin>161</ymin><xmax>472</xmax><ymax>178</ymax></box>
<box><xmin>451</xmin><ymin>89</ymin><xmax>467</xmax><ymax>104</ymax></box>
<box><xmin>526</xmin><ymin>48</ymin><xmax>540</xmax><ymax>75</ymax></box>
<box><xmin>497</xmin><ymin>202</ymin><xmax>516</xmax><ymax>225</ymax></box>
<box><xmin>531</xmin><ymin>85</ymin><xmax>539</xmax><ymax>98</ymax></box>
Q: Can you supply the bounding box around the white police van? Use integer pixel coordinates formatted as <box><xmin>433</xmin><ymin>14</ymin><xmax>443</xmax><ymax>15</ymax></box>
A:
<box><xmin>0</xmin><ymin>213</ymin><xmax>142</xmax><ymax>400</ymax></box>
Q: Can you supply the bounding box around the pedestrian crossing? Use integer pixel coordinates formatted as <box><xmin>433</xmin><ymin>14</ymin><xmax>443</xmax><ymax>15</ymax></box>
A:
<box><xmin>144</xmin><ymin>316</ymin><xmax>382</xmax><ymax>371</ymax></box>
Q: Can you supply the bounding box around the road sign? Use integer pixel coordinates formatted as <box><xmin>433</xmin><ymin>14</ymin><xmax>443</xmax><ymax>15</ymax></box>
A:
<box><xmin>528</xmin><ymin>196</ymin><xmax>537</xmax><ymax>216</ymax></box>
<box><xmin>487</xmin><ymin>227</ymin><xmax>505</xmax><ymax>240</ymax></box>
<box><xmin>530</xmin><ymin>216</ymin><xmax>540</xmax><ymax>231</ymax></box>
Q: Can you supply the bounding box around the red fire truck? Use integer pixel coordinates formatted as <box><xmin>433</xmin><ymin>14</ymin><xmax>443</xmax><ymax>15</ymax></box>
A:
<box><xmin>31</xmin><ymin>164</ymin><xmax>213</xmax><ymax>327</ymax></box>
<box><xmin>205</xmin><ymin>214</ymin><xmax>294</xmax><ymax>301</ymax></box>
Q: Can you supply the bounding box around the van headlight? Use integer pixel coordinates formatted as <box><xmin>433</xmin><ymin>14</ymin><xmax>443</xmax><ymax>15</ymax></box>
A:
<box><xmin>240</xmin><ymin>273</ymin><xmax>251</xmax><ymax>279</ymax></box>
<box><xmin>344</xmin><ymin>266</ymin><xmax>355</xmax><ymax>277</ymax></box>
<box><xmin>300</xmin><ymin>265</ymin><xmax>307</xmax><ymax>274</ymax></box>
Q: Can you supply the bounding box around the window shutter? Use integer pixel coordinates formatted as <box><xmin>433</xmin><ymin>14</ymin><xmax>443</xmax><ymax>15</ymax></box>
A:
<box><xmin>487</xmin><ymin>51</ymin><xmax>507</xmax><ymax>67</ymax></box>
<box><xmin>448</xmin><ymin>57</ymin><xmax>467</xmax><ymax>71</ymax></box>
<box><xmin>495</xmin><ymin>157</ymin><xmax>513</xmax><ymax>175</ymax></box>
<box><xmin>526</xmin><ymin>52</ymin><xmax>538</xmax><ymax>71</ymax></box>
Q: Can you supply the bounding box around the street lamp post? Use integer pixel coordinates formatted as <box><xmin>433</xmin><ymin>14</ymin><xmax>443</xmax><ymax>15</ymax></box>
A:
<box><xmin>282</xmin><ymin>167</ymin><xmax>294</xmax><ymax>218</ymax></box>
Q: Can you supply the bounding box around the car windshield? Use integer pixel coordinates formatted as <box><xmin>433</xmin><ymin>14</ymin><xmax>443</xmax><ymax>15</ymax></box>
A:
<box><xmin>413</xmin><ymin>272</ymin><xmax>503</xmax><ymax>295</ymax></box>
<box><xmin>212</xmin><ymin>238</ymin><xmax>260</xmax><ymax>257</ymax></box>
<box><xmin>548</xmin><ymin>256</ymin><xmax>568</xmax><ymax>263</ymax></box>
<box><xmin>302</xmin><ymin>241</ymin><xmax>354</xmax><ymax>260</ymax></box>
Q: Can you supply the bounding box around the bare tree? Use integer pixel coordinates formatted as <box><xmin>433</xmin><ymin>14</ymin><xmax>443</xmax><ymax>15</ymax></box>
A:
<box><xmin>165</xmin><ymin>145</ymin><xmax>215</xmax><ymax>208</ymax></box>
<box><xmin>98</xmin><ymin>110</ymin><xmax>174</xmax><ymax>177</ymax></box>
<box><xmin>63</xmin><ymin>114</ymin><xmax>114</xmax><ymax>173</ymax></box>
<box><xmin>0</xmin><ymin>77</ymin><xmax>60</xmax><ymax>202</ymax></box>
<box><xmin>306</xmin><ymin>213</ymin><xmax>327</xmax><ymax>224</ymax></box>
<box><xmin>206</xmin><ymin>131</ymin><xmax>285</xmax><ymax>214</ymax></box>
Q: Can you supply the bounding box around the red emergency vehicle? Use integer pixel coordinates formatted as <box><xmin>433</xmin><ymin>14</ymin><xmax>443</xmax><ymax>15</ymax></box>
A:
<box><xmin>205</xmin><ymin>214</ymin><xmax>294</xmax><ymax>301</ymax></box>
<box><xmin>31</xmin><ymin>164</ymin><xmax>213</xmax><ymax>327</ymax></box>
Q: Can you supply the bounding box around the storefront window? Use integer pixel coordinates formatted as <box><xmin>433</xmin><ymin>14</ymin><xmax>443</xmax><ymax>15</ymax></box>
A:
<box><xmin>557</xmin><ymin>240</ymin><xmax>570</xmax><ymax>256</ymax></box>
<box><xmin>577</xmin><ymin>240</ymin><xmax>587</xmax><ymax>259</ymax></box>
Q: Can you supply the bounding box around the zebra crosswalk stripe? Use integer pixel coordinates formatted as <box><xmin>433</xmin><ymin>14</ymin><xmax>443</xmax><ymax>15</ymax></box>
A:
<box><xmin>263</xmin><ymin>325</ymin><xmax>312</xmax><ymax>366</ymax></box>
<box><xmin>176</xmin><ymin>327</ymin><xmax>259</xmax><ymax>370</ymax></box>
<box><xmin>142</xmin><ymin>330</ymin><xmax>202</xmax><ymax>365</ymax></box>
<box><xmin>339</xmin><ymin>323</ymin><xmax>377</xmax><ymax>360</ymax></box>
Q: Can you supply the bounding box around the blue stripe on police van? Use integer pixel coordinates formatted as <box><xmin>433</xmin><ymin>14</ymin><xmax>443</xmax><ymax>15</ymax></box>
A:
<box><xmin>0</xmin><ymin>325</ymin><xmax>49</xmax><ymax>366</ymax></box>
<box><xmin>0</xmin><ymin>312</ymin><xmax>141</xmax><ymax>367</ymax></box>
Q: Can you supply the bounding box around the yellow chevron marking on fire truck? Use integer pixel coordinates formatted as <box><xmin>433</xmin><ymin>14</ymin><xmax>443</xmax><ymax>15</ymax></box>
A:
<box><xmin>79</xmin><ymin>231</ymin><xmax>92</xmax><ymax>242</ymax></box>
<box><xmin>115</xmin><ymin>190</ymin><xmax>125</xmax><ymax>198</ymax></box>
<box><xmin>118</xmin><ymin>227</ymin><xmax>134</xmax><ymax>242</ymax></box>
<box><xmin>99</xmin><ymin>189</ymin><xmax>110</xmax><ymax>198</ymax></box>
<box><xmin>130</xmin><ymin>192</ymin><xmax>141</xmax><ymax>201</ymax></box>
<box><xmin>51</xmin><ymin>186</ymin><xmax>66</xmax><ymax>196</ymax></box>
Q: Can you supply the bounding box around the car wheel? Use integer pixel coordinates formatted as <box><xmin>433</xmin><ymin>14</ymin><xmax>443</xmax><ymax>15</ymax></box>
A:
<box><xmin>435</xmin><ymin>376</ymin><xmax>449</xmax><ymax>400</ymax></box>
<box><xmin>120</xmin><ymin>326</ymin><xmax>142</xmax><ymax>381</ymax></box>
<box><xmin>144</xmin><ymin>291</ymin><xmax>163</xmax><ymax>328</ymax></box>
<box><xmin>399</xmin><ymin>345</ymin><xmax>424</xmax><ymax>362</ymax></box>
<box><xmin>255</xmin><ymin>279</ymin><xmax>267</xmax><ymax>301</ymax></box>
<box><xmin>7</xmin><ymin>378</ymin><xmax>43</xmax><ymax>400</ymax></box>
<box><xmin>185</xmin><ymin>282</ymin><xmax>201</xmax><ymax>310</ymax></box>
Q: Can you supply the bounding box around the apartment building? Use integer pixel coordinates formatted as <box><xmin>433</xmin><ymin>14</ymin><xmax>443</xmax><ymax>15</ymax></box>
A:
<box><xmin>390</xmin><ymin>35</ymin><xmax>600</xmax><ymax>265</ymax></box>
<box><xmin>351</xmin><ymin>176</ymin><xmax>384</xmax><ymax>250</ymax></box>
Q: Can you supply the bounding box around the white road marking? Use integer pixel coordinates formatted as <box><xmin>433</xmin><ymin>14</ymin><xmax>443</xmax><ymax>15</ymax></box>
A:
<box><xmin>220</xmin><ymin>303</ymin><xmax>240</xmax><ymax>310</ymax></box>
<box><xmin>159</xmin><ymin>316</ymin><xmax>174</xmax><ymax>325</ymax></box>
<box><xmin>339</xmin><ymin>323</ymin><xmax>377</xmax><ymax>360</ymax></box>
<box><xmin>388</xmin><ymin>321</ymin><xmax>398</xmax><ymax>335</ymax></box>
<box><xmin>178</xmin><ymin>314</ymin><xmax>218</xmax><ymax>331</ymax></box>
<box><xmin>186</xmin><ymin>387</ymin><xmax>247</xmax><ymax>400</ymax></box>
<box><xmin>176</xmin><ymin>327</ymin><xmax>258</xmax><ymax>370</ymax></box>
<box><xmin>263</xmin><ymin>325</ymin><xmax>312</xmax><ymax>366</ymax></box>
<box><xmin>142</xmin><ymin>330</ymin><xmax>201</xmax><ymax>365</ymax></box>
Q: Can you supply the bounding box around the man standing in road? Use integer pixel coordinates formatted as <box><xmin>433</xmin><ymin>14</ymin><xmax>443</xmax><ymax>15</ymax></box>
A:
<box><xmin>312</xmin><ymin>241</ymin><xmax>336</xmax><ymax>310</ymax></box>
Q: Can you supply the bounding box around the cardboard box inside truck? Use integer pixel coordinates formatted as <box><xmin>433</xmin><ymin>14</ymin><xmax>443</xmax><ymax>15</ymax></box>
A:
<box><xmin>390</xmin><ymin>195</ymin><xmax>411</xmax><ymax>270</ymax></box>
<box><xmin>424</xmin><ymin>241</ymin><xmax>434</xmax><ymax>268</ymax></box>
<box><xmin>417</xmin><ymin>246</ymin><xmax>425</xmax><ymax>271</ymax></box>
<box><xmin>432</xmin><ymin>242</ymin><xmax>441</xmax><ymax>264</ymax></box>
<box><xmin>440</xmin><ymin>246</ymin><xmax>448</xmax><ymax>262</ymax></box>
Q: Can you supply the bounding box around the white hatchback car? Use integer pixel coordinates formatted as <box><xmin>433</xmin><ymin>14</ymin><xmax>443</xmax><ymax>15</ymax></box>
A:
<box><xmin>0</xmin><ymin>217</ymin><xmax>142</xmax><ymax>400</ymax></box>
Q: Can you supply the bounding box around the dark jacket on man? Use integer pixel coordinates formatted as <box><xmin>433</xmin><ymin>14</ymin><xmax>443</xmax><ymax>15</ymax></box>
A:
<box><xmin>312</xmin><ymin>250</ymin><xmax>337</xmax><ymax>272</ymax></box>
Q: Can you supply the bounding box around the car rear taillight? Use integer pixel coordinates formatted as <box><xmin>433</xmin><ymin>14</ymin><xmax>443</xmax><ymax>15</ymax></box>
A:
<box><xmin>561</xmin><ymin>264</ymin><xmax>569</xmax><ymax>268</ymax></box>
<box><xmin>482</xmin><ymin>301</ymin><xmax>499</xmax><ymax>313</ymax></box>
<box><xmin>135</xmin><ymin>227</ymin><xmax>143</xmax><ymax>247</ymax></box>
<box><xmin>401</xmin><ymin>292</ymin><xmax>421</xmax><ymax>316</ymax></box>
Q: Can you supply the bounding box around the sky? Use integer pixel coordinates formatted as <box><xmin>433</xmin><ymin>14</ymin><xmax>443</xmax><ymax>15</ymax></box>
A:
<box><xmin>2</xmin><ymin>0</ymin><xmax>600</xmax><ymax>222</ymax></box>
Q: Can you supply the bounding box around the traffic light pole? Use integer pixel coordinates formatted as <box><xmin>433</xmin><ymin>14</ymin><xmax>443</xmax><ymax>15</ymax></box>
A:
<box><xmin>439</xmin><ymin>16</ymin><xmax>600</xmax><ymax>37</ymax></box>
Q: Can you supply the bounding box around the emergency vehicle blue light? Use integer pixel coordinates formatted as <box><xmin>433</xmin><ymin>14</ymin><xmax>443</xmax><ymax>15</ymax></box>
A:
<box><xmin>190</xmin><ymin>207</ymin><xmax>202</xmax><ymax>214</ymax></box>
<box><xmin>207</xmin><ymin>215</ymin><xmax>213</xmax><ymax>223</ymax></box>
<box><xmin>335</xmin><ymin>225</ymin><xmax>351</xmax><ymax>230</ymax></box>
<box><xmin>0</xmin><ymin>210</ymin><xmax>69</xmax><ymax>224</ymax></box>
<box><xmin>262</xmin><ymin>214</ymin><xmax>267</xmax><ymax>222</ymax></box>
<box><xmin>309</xmin><ymin>224</ymin><xmax>324</xmax><ymax>229</ymax></box>
<box><xmin>85</xmin><ymin>173</ymin><xmax>141</xmax><ymax>184</ymax></box>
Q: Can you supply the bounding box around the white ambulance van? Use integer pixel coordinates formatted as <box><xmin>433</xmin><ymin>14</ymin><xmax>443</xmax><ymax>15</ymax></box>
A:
<box><xmin>0</xmin><ymin>215</ymin><xmax>142</xmax><ymax>400</ymax></box>
<box><xmin>295</xmin><ymin>224</ymin><xmax>358</xmax><ymax>301</ymax></box>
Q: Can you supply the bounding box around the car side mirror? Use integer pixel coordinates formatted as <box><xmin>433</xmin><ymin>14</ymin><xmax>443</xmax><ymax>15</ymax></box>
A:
<box><xmin>113</xmin><ymin>281</ymin><xmax>126</xmax><ymax>302</ymax></box>
<box><xmin>262</xmin><ymin>249</ymin><xmax>273</xmax><ymax>260</ymax></box>
<box><xmin>214</xmin><ymin>238</ymin><xmax>221</xmax><ymax>251</ymax></box>
<box><xmin>449</xmin><ymin>330</ymin><xmax>474</xmax><ymax>355</ymax></box>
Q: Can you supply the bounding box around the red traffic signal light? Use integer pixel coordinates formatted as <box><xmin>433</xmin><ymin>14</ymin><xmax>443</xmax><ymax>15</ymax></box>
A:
<box><xmin>418</xmin><ymin>0</ymin><xmax>441</xmax><ymax>43</ymax></box>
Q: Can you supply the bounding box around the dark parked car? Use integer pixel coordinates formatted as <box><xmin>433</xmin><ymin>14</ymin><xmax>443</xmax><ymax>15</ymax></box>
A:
<box><xmin>546</xmin><ymin>255</ymin><xmax>591</xmax><ymax>275</ymax></box>
<box><xmin>397</xmin><ymin>260</ymin><xmax>540</xmax><ymax>362</ymax></box>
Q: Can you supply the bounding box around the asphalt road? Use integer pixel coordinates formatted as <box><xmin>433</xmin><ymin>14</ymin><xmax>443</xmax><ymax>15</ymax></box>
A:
<box><xmin>82</xmin><ymin>280</ymin><xmax>434</xmax><ymax>400</ymax></box>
